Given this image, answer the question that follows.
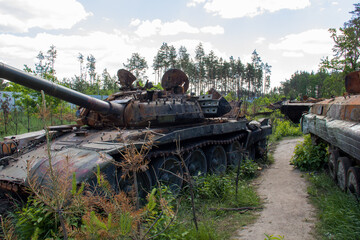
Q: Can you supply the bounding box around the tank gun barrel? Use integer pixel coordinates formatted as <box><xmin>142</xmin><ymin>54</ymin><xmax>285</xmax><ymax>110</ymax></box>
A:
<box><xmin>0</xmin><ymin>62</ymin><xmax>123</xmax><ymax>115</ymax></box>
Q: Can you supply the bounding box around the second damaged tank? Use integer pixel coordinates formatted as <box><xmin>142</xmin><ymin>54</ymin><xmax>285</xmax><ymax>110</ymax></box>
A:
<box><xmin>301</xmin><ymin>71</ymin><xmax>360</xmax><ymax>196</ymax></box>
<box><xmin>0</xmin><ymin>63</ymin><xmax>272</xmax><ymax>196</ymax></box>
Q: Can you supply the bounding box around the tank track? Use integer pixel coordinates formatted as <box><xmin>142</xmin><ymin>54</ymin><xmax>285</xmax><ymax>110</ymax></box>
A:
<box><xmin>148</xmin><ymin>131</ymin><xmax>248</xmax><ymax>159</ymax></box>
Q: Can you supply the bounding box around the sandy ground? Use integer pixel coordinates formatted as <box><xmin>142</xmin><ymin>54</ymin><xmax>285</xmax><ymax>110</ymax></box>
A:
<box><xmin>234</xmin><ymin>137</ymin><xmax>316</xmax><ymax>240</ymax></box>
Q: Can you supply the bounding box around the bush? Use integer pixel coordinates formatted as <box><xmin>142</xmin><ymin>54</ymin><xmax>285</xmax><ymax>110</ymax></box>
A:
<box><xmin>12</xmin><ymin>198</ymin><xmax>58</xmax><ymax>240</ymax></box>
<box><xmin>290</xmin><ymin>134</ymin><xmax>327</xmax><ymax>171</ymax></box>
<box><xmin>271</xmin><ymin>118</ymin><xmax>302</xmax><ymax>141</ymax></box>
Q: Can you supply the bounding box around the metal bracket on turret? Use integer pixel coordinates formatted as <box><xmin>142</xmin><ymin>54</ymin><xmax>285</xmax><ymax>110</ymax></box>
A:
<box><xmin>198</xmin><ymin>94</ymin><xmax>219</xmax><ymax>117</ymax></box>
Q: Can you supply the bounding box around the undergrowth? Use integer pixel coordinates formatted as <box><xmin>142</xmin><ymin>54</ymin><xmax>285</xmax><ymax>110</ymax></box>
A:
<box><xmin>270</xmin><ymin>118</ymin><xmax>302</xmax><ymax>142</ymax></box>
<box><xmin>307</xmin><ymin>172</ymin><xmax>360</xmax><ymax>239</ymax></box>
<box><xmin>291</xmin><ymin>134</ymin><xmax>327</xmax><ymax>171</ymax></box>
<box><xmin>1</xmin><ymin>154</ymin><xmax>265</xmax><ymax>240</ymax></box>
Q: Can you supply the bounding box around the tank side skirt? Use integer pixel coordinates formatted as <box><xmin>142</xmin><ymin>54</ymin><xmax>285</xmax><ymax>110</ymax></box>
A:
<box><xmin>302</xmin><ymin>113</ymin><xmax>360</xmax><ymax>162</ymax></box>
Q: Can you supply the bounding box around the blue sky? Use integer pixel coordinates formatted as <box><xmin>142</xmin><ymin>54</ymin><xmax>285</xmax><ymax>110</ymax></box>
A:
<box><xmin>0</xmin><ymin>0</ymin><xmax>358</xmax><ymax>88</ymax></box>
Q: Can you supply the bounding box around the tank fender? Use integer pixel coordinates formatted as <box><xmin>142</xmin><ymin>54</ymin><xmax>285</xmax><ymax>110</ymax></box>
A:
<box><xmin>27</xmin><ymin>148</ymin><xmax>115</xmax><ymax>187</ymax></box>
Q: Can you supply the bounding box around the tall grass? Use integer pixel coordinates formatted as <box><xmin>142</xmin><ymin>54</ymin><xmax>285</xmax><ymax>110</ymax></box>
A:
<box><xmin>307</xmin><ymin>172</ymin><xmax>360</xmax><ymax>239</ymax></box>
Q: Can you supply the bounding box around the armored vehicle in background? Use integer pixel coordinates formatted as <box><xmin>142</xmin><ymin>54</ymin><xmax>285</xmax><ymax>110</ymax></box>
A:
<box><xmin>0</xmin><ymin>63</ymin><xmax>272</xmax><ymax>197</ymax></box>
<box><xmin>301</xmin><ymin>71</ymin><xmax>360</xmax><ymax>196</ymax></box>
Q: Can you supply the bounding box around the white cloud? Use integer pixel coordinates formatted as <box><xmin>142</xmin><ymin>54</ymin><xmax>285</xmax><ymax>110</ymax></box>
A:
<box><xmin>187</xmin><ymin>0</ymin><xmax>206</xmax><ymax>7</ymax></box>
<box><xmin>255</xmin><ymin>37</ymin><xmax>266</xmax><ymax>44</ymax></box>
<box><xmin>283</xmin><ymin>51</ymin><xmax>304</xmax><ymax>57</ymax></box>
<box><xmin>200</xmin><ymin>25</ymin><xmax>224</xmax><ymax>34</ymax></box>
<box><xmin>331</xmin><ymin>2</ymin><xmax>339</xmax><ymax>5</ymax></box>
<box><xmin>134</xmin><ymin>19</ymin><xmax>223</xmax><ymax>37</ymax></box>
<box><xmin>0</xmin><ymin>30</ymin><xmax>157</xmax><ymax>80</ymax></box>
<box><xmin>130</xmin><ymin>18</ymin><xmax>141</xmax><ymax>27</ymax></box>
<box><xmin>160</xmin><ymin>20</ymin><xmax>199</xmax><ymax>35</ymax></box>
<box><xmin>0</xmin><ymin>0</ymin><xmax>92</xmax><ymax>33</ymax></box>
<box><xmin>189</xmin><ymin>0</ymin><xmax>310</xmax><ymax>18</ymax></box>
<box><xmin>269</xmin><ymin>29</ymin><xmax>333</xmax><ymax>57</ymax></box>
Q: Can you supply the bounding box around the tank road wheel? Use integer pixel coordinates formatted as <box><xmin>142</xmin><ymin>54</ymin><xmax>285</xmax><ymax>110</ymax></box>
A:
<box><xmin>186</xmin><ymin>149</ymin><xmax>207</xmax><ymax>177</ymax></box>
<box><xmin>151</xmin><ymin>155</ymin><xmax>183</xmax><ymax>195</ymax></box>
<box><xmin>226</xmin><ymin>141</ymin><xmax>243</xmax><ymax>167</ymax></box>
<box><xmin>347</xmin><ymin>167</ymin><xmax>360</xmax><ymax>197</ymax></box>
<box><xmin>117</xmin><ymin>170</ymin><xmax>153</xmax><ymax>200</ymax></box>
<box><xmin>337</xmin><ymin>157</ymin><xmax>352</xmax><ymax>191</ymax></box>
<box><xmin>328</xmin><ymin>148</ymin><xmax>339</xmax><ymax>181</ymax></box>
<box><xmin>206</xmin><ymin>145</ymin><xmax>227</xmax><ymax>174</ymax></box>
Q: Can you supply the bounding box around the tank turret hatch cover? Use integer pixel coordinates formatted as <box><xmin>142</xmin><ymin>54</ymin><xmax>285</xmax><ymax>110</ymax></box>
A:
<box><xmin>161</xmin><ymin>69</ymin><xmax>189</xmax><ymax>93</ymax></box>
<box><xmin>117</xmin><ymin>69</ymin><xmax>136</xmax><ymax>89</ymax></box>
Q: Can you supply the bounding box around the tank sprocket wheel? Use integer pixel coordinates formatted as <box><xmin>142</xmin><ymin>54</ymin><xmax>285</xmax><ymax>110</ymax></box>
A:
<box><xmin>205</xmin><ymin>145</ymin><xmax>227</xmax><ymax>174</ymax></box>
<box><xmin>347</xmin><ymin>167</ymin><xmax>360</xmax><ymax>197</ymax></box>
<box><xmin>151</xmin><ymin>155</ymin><xmax>183</xmax><ymax>195</ymax></box>
<box><xmin>328</xmin><ymin>148</ymin><xmax>339</xmax><ymax>181</ymax></box>
<box><xmin>186</xmin><ymin>148</ymin><xmax>207</xmax><ymax>177</ymax></box>
<box><xmin>226</xmin><ymin>141</ymin><xmax>243</xmax><ymax>167</ymax></box>
<box><xmin>337</xmin><ymin>157</ymin><xmax>352</xmax><ymax>191</ymax></box>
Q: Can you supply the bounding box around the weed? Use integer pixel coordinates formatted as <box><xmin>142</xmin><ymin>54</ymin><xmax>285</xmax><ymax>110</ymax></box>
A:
<box><xmin>264</xmin><ymin>233</ymin><xmax>285</xmax><ymax>239</ymax></box>
<box><xmin>291</xmin><ymin>134</ymin><xmax>327</xmax><ymax>171</ymax></box>
<box><xmin>269</xmin><ymin>118</ymin><xmax>302</xmax><ymax>142</ymax></box>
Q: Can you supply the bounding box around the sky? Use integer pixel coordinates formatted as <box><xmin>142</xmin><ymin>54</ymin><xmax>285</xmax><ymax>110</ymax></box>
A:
<box><xmin>0</xmin><ymin>0</ymin><xmax>358</xmax><ymax>88</ymax></box>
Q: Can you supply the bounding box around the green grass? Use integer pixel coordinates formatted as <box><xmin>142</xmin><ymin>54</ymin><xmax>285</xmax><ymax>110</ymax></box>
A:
<box><xmin>170</xmin><ymin>165</ymin><xmax>263</xmax><ymax>240</ymax></box>
<box><xmin>307</xmin><ymin>172</ymin><xmax>360</xmax><ymax>239</ymax></box>
<box><xmin>175</xmin><ymin>178</ymin><xmax>260</xmax><ymax>239</ymax></box>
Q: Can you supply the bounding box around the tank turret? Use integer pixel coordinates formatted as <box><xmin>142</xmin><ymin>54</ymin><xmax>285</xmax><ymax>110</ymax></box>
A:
<box><xmin>0</xmin><ymin>63</ymin><xmax>231</xmax><ymax>128</ymax></box>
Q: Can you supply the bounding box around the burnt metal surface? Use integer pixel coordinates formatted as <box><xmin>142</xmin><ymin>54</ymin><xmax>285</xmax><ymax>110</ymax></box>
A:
<box><xmin>280</xmin><ymin>101</ymin><xmax>313</xmax><ymax>123</ymax></box>
<box><xmin>117</xmin><ymin>69</ymin><xmax>136</xmax><ymax>89</ymax></box>
<box><xmin>161</xmin><ymin>69</ymin><xmax>189</xmax><ymax>93</ymax></box>
<box><xmin>0</xmin><ymin>63</ymin><xmax>272</xmax><ymax>196</ymax></box>
<box><xmin>302</xmin><ymin>70</ymin><xmax>360</xmax><ymax>165</ymax></box>
<box><xmin>345</xmin><ymin>71</ymin><xmax>360</xmax><ymax>94</ymax></box>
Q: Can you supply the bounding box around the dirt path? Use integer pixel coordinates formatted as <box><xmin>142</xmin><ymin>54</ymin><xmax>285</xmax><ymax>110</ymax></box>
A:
<box><xmin>234</xmin><ymin>137</ymin><xmax>316</xmax><ymax>240</ymax></box>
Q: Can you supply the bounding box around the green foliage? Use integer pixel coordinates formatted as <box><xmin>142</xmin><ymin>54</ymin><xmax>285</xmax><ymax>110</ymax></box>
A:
<box><xmin>13</xmin><ymin>198</ymin><xmax>58</xmax><ymax>240</ymax></box>
<box><xmin>194</xmin><ymin>174</ymin><xmax>234</xmax><ymax>200</ymax></box>
<box><xmin>270</xmin><ymin>118</ymin><xmax>302</xmax><ymax>142</ymax></box>
<box><xmin>280</xmin><ymin>70</ymin><xmax>345</xmax><ymax>100</ymax></box>
<box><xmin>225</xmin><ymin>91</ymin><xmax>237</xmax><ymax>101</ymax></box>
<box><xmin>264</xmin><ymin>233</ymin><xmax>285</xmax><ymax>240</ymax></box>
<box><xmin>162</xmin><ymin>222</ymin><xmax>219</xmax><ymax>240</ymax></box>
<box><xmin>192</xmin><ymin>166</ymin><xmax>260</xmax><ymax>207</ymax></box>
<box><xmin>291</xmin><ymin>134</ymin><xmax>328</xmax><ymax>171</ymax></box>
<box><xmin>307</xmin><ymin>172</ymin><xmax>360</xmax><ymax>239</ymax></box>
<box><xmin>144</xmin><ymin>186</ymin><xmax>177</xmax><ymax>238</ymax></box>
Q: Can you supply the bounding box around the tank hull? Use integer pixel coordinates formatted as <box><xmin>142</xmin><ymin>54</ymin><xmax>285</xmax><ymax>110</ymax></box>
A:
<box><xmin>0</xmin><ymin>119</ymin><xmax>271</xmax><ymax>194</ymax></box>
<box><xmin>300</xmin><ymin>71</ymin><xmax>360</xmax><ymax>196</ymax></box>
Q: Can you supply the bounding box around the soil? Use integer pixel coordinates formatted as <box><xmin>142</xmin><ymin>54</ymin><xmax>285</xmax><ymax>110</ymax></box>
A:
<box><xmin>234</xmin><ymin>137</ymin><xmax>316</xmax><ymax>240</ymax></box>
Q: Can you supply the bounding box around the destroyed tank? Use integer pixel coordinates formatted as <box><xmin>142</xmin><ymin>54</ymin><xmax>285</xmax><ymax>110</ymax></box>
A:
<box><xmin>301</xmin><ymin>71</ymin><xmax>360</xmax><ymax>195</ymax></box>
<box><xmin>0</xmin><ymin>63</ymin><xmax>272</xmax><ymax>197</ymax></box>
